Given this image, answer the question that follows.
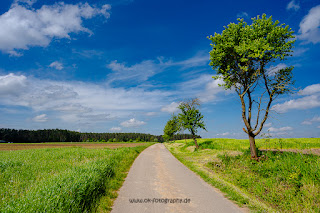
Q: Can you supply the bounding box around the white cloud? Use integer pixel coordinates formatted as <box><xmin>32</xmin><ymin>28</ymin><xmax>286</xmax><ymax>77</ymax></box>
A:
<box><xmin>106</xmin><ymin>54</ymin><xmax>209</xmax><ymax>85</ymax></box>
<box><xmin>32</xmin><ymin>114</ymin><xmax>48</xmax><ymax>122</ymax></box>
<box><xmin>168</xmin><ymin>53</ymin><xmax>209</xmax><ymax>70</ymax></box>
<box><xmin>287</xmin><ymin>0</ymin><xmax>300</xmax><ymax>11</ymax></box>
<box><xmin>264</xmin><ymin>123</ymin><xmax>272</xmax><ymax>128</ymax></box>
<box><xmin>298</xmin><ymin>84</ymin><xmax>320</xmax><ymax>95</ymax></box>
<box><xmin>298</xmin><ymin>5</ymin><xmax>320</xmax><ymax>44</ymax></box>
<box><xmin>49</xmin><ymin>61</ymin><xmax>63</xmax><ymax>70</ymax></box>
<box><xmin>217</xmin><ymin>132</ymin><xmax>230</xmax><ymax>136</ymax></box>
<box><xmin>272</xmin><ymin>83</ymin><xmax>320</xmax><ymax>113</ymax></box>
<box><xmin>107</xmin><ymin>60</ymin><xmax>159</xmax><ymax>84</ymax></box>
<box><xmin>145</xmin><ymin>112</ymin><xmax>157</xmax><ymax>116</ymax></box>
<box><xmin>0</xmin><ymin>73</ymin><xmax>27</xmax><ymax>96</ymax></box>
<box><xmin>272</xmin><ymin>95</ymin><xmax>320</xmax><ymax>113</ymax></box>
<box><xmin>121</xmin><ymin>118</ymin><xmax>146</xmax><ymax>128</ymax></box>
<box><xmin>0</xmin><ymin>73</ymin><xmax>171</xmax><ymax>125</ymax></box>
<box><xmin>0</xmin><ymin>2</ymin><xmax>111</xmax><ymax>55</ymax></box>
<box><xmin>311</xmin><ymin>116</ymin><xmax>320</xmax><ymax>122</ymax></box>
<box><xmin>302</xmin><ymin>120</ymin><xmax>312</xmax><ymax>125</ymax></box>
<box><xmin>161</xmin><ymin>102</ymin><xmax>180</xmax><ymax>113</ymax></box>
<box><xmin>317</xmin><ymin>126</ymin><xmax>320</xmax><ymax>128</ymax></box>
<box><xmin>237</xmin><ymin>12</ymin><xmax>249</xmax><ymax>18</ymax></box>
<box><xmin>268</xmin><ymin>126</ymin><xmax>293</xmax><ymax>132</ymax></box>
<box><xmin>110</xmin><ymin>127</ymin><xmax>122</xmax><ymax>132</ymax></box>
<box><xmin>302</xmin><ymin>116</ymin><xmax>320</xmax><ymax>125</ymax></box>
<box><xmin>267</xmin><ymin>63</ymin><xmax>287</xmax><ymax>76</ymax></box>
<box><xmin>14</xmin><ymin>0</ymin><xmax>37</xmax><ymax>6</ymax></box>
<box><xmin>178</xmin><ymin>74</ymin><xmax>227</xmax><ymax>103</ymax></box>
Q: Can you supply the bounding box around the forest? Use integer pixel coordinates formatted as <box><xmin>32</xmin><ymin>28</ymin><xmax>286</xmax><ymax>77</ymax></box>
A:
<box><xmin>0</xmin><ymin>128</ymin><xmax>200</xmax><ymax>143</ymax></box>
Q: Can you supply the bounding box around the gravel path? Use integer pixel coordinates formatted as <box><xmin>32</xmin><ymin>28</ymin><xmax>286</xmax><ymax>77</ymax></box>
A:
<box><xmin>111</xmin><ymin>143</ymin><xmax>243</xmax><ymax>213</ymax></box>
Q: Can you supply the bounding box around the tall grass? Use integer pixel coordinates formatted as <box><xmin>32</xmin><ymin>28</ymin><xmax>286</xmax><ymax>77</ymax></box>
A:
<box><xmin>178</xmin><ymin>138</ymin><xmax>320</xmax><ymax>151</ymax></box>
<box><xmin>209</xmin><ymin>151</ymin><xmax>320</xmax><ymax>212</ymax></box>
<box><xmin>167</xmin><ymin>138</ymin><xmax>320</xmax><ymax>212</ymax></box>
<box><xmin>0</xmin><ymin>145</ymin><xmax>152</xmax><ymax>212</ymax></box>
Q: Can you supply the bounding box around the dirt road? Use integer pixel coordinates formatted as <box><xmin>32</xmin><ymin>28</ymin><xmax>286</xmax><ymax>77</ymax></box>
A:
<box><xmin>111</xmin><ymin>143</ymin><xmax>243</xmax><ymax>213</ymax></box>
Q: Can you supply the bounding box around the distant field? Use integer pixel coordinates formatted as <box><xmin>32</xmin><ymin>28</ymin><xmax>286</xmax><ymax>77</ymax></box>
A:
<box><xmin>166</xmin><ymin>138</ymin><xmax>320</xmax><ymax>212</ymax></box>
<box><xmin>0</xmin><ymin>142</ymin><xmax>149</xmax><ymax>151</ymax></box>
<box><xmin>0</xmin><ymin>143</ymin><xmax>154</xmax><ymax>212</ymax></box>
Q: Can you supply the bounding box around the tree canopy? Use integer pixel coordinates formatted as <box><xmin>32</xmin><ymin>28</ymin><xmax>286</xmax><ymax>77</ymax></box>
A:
<box><xmin>178</xmin><ymin>99</ymin><xmax>206</xmax><ymax>148</ymax></box>
<box><xmin>163</xmin><ymin>115</ymin><xmax>180</xmax><ymax>142</ymax></box>
<box><xmin>208</xmin><ymin>14</ymin><xmax>295</xmax><ymax>158</ymax></box>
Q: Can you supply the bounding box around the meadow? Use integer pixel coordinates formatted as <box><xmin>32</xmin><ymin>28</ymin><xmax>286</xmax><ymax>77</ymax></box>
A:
<box><xmin>0</xmin><ymin>142</ymin><xmax>153</xmax><ymax>212</ymax></box>
<box><xmin>166</xmin><ymin>138</ymin><xmax>320</xmax><ymax>212</ymax></box>
<box><xmin>0</xmin><ymin>142</ymin><xmax>149</xmax><ymax>151</ymax></box>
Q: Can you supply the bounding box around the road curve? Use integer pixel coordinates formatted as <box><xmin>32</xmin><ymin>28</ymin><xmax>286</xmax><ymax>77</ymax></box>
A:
<box><xmin>111</xmin><ymin>143</ymin><xmax>243</xmax><ymax>213</ymax></box>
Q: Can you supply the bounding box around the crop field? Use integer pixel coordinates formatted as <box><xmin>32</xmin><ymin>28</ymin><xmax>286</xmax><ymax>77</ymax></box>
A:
<box><xmin>166</xmin><ymin>138</ymin><xmax>320</xmax><ymax>212</ymax></box>
<box><xmin>0</xmin><ymin>143</ymin><xmax>153</xmax><ymax>212</ymax></box>
<box><xmin>0</xmin><ymin>142</ymin><xmax>149</xmax><ymax>151</ymax></box>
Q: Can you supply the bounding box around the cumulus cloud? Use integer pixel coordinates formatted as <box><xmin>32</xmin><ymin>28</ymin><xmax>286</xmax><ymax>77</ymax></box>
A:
<box><xmin>49</xmin><ymin>61</ymin><xmax>64</xmax><ymax>70</ymax></box>
<box><xmin>121</xmin><ymin>118</ymin><xmax>146</xmax><ymax>128</ymax></box>
<box><xmin>298</xmin><ymin>5</ymin><xmax>320</xmax><ymax>44</ymax></box>
<box><xmin>0</xmin><ymin>2</ymin><xmax>111</xmax><ymax>55</ymax></box>
<box><xmin>272</xmin><ymin>95</ymin><xmax>320</xmax><ymax>113</ymax></box>
<box><xmin>14</xmin><ymin>0</ymin><xmax>37</xmax><ymax>6</ymax></box>
<box><xmin>0</xmin><ymin>73</ymin><xmax>171</xmax><ymax>125</ymax></box>
<box><xmin>302</xmin><ymin>116</ymin><xmax>320</xmax><ymax>125</ymax></box>
<box><xmin>268</xmin><ymin>126</ymin><xmax>293</xmax><ymax>132</ymax></box>
<box><xmin>287</xmin><ymin>0</ymin><xmax>300</xmax><ymax>11</ymax></box>
<box><xmin>298</xmin><ymin>84</ymin><xmax>320</xmax><ymax>95</ymax></box>
<box><xmin>110</xmin><ymin>127</ymin><xmax>122</xmax><ymax>132</ymax></box>
<box><xmin>272</xmin><ymin>83</ymin><xmax>320</xmax><ymax>113</ymax></box>
<box><xmin>32</xmin><ymin>114</ymin><xmax>48</xmax><ymax>122</ymax></box>
<box><xmin>161</xmin><ymin>102</ymin><xmax>180</xmax><ymax>113</ymax></box>
<box><xmin>0</xmin><ymin>73</ymin><xmax>27</xmax><ymax>96</ymax></box>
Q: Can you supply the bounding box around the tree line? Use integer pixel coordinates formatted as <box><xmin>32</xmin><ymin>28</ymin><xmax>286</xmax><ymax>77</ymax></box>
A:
<box><xmin>0</xmin><ymin>128</ymin><xmax>200</xmax><ymax>143</ymax></box>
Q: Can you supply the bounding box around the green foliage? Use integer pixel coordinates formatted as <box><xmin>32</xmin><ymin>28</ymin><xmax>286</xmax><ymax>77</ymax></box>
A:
<box><xmin>163</xmin><ymin>115</ymin><xmax>180</xmax><ymax>141</ymax></box>
<box><xmin>0</xmin><ymin>128</ymin><xmax>165</xmax><ymax>143</ymax></box>
<box><xmin>177</xmin><ymin>100</ymin><xmax>206</xmax><ymax>137</ymax></box>
<box><xmin>208</xmin><ymin>14</ymin><xmax>295</xmax><ymax>92</ymax></box>
<box><xmin>0</xmin><ymin>145</ymin><xmax>151</xmax><ymax>212</ymax></box>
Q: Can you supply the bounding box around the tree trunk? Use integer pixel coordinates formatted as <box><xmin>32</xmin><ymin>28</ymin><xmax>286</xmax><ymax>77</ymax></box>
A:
<box><xmin>193</xmin><ymin>135</ymin><xmax>199</xmax><ymax>149</ymax></box>
<box><xmin>249</xmin><ymin>133</ymin><xmax>258</xmax><ymax>159</ymax></box>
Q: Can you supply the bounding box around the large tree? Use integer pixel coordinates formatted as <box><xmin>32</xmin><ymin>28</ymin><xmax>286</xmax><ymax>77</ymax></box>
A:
<box><xmin>178</xmin><ymin>99</ymin><xmax>206</xmax><ymax>149</ymax></box>
<box><xmin>208</xmin><ymin>14</ymin><xmax>295</xmax><ymax>159</ymax></box>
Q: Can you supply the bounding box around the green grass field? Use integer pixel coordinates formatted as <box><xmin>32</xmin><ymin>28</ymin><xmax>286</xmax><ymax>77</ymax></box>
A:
<box><xmin>166</xmin><ymin>138</ymin><xmax>320</xmax><ymax>212</ymax></box>
<box><xmin>0</xmin><ymin>143</ymin><xmax>154</xmax><ymax>212</ymax></box>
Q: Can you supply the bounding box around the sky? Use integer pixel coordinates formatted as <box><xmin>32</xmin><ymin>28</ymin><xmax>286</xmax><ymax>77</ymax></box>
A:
<box><xmin>0</xmin><ymin>0</ymin><xmax>320</xmax><ymax>139</ymax></box>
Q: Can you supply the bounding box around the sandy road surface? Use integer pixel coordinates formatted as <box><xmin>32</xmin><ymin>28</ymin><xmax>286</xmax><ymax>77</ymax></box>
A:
<box><xmin>111</xmin><ymin>143</ymin><xmax>243</xmax><ymax>213</ymax></box>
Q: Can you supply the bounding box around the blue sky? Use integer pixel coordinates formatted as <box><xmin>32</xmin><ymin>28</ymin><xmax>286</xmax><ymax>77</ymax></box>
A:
<box><xmin>0</xmin><ymin>0</ymin><xmax>319</xmax><ymax>138</ymax></box>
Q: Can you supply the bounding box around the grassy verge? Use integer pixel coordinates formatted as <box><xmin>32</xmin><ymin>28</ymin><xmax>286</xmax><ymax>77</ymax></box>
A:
<box><xmin>166</xmin><ymin>139</ymin><xmax>320</xmax><ymax>212</ymax></box>
<box><xmin>0</xmin><ymin>143</ymin><xmax>154</xmax><ymax>212</ymax></box>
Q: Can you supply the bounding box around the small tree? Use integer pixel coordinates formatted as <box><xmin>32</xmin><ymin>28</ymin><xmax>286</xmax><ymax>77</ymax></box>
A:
<box><xmin>178</xmin><ymin>99</ymin><xmax>206</xmax><ymax>149</ymax></box>
<box><xmin>208</xmin><ymin>14</ymin><xmax>295</xmax><ymax>159</ymax></box>
<box><xmin>163</xmin><ymin>114</ymin><xmax>180</xmax><ymax>142</ymax></box>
